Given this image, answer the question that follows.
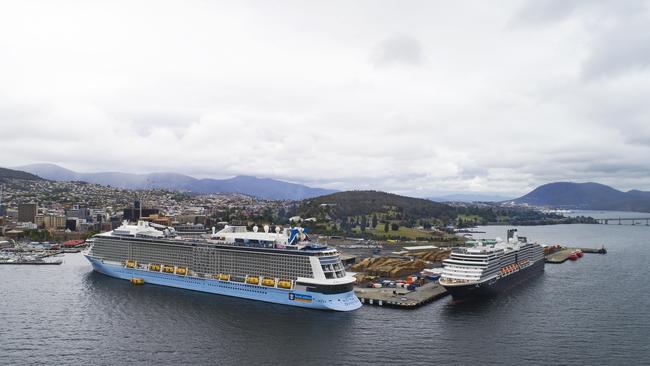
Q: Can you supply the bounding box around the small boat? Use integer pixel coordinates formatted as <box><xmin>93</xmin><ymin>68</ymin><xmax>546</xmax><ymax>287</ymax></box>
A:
<box><xmin>576</xmin><ymin>250</ymin><xmax>583</xmax><ymax>258</ymax></box>
<box><xmin>262</xmin><ymin>278</ymin><xmax>276</xmax><ymax>287</ymax></box>
<box><xmin>246</xmin><ymin>276</ymin><xmax>260</xmax><ymax>285</ymax></box>
<box><xmin>277</xmin><ymin>280</ymin><xmax>292</xmax><ymax>289</ymax></box>
<box><xmin>568</xmin><ymin>252</ymin><xmax>578</xmax><ymax>261</ymax></box>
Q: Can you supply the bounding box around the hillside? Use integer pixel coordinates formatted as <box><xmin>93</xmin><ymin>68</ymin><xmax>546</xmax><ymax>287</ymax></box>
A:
<box><xmin>0</xmin><ymin>167</ymin><xmax>44</xmax><ymax>181</ymax></box>
<box><xmin>429</xmin><ymin>193</ymin><xmax>513</xmax><ymax>203</ymax></box>
<box><xmin>16</xmin><ymin>163</ymin><xmax>336</xmax><ymax>200</ymax></box>
<box><xmin>512</xmin><ymin>182</ymin><xmax>650</xmax><ymax>212</ymax></box>
<box><xmin>298</xmin><ymin>190</ymin><xmax>455</xmax><ymax>220</ymax></box>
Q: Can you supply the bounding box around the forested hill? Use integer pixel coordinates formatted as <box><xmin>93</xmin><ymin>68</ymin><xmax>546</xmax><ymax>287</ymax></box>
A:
<box><xmin>0</xmin><ymin>167</ymin><xmax>44</xmax><ymax>181</ymax></box>
<box><xmin>298</xmin><ymin>190</ymin><xmax>455</xmax><ymax>220</ymax></box>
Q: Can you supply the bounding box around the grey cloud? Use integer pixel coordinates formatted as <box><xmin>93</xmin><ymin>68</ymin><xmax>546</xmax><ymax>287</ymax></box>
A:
<box><xmin>2</xmin><ymin>1</ymin><xmax>650</xmax><ymax>196</ymax></box>
<box><xmin>513</xmin><ymin>0</ymin><xmax>646</xmax><ymax>25</ymax></box>
<box><xmin>513</xmin><ymin>0</ymin><xmax>650</xmax><ymax>80</ymax></box>
<box><xmin>581</xmin><ymin>20</ymin><xmax>650</xmax><ymax>80</ymax></box>
<box><xmin>514</xmin><ymin>0</ymin><xmax>579</xmax><ymax>24</ymax></box>
<box><xmin>370</xmin><ymin>35</ymin><xmax>423</xmax><ymax>67</ymax></box>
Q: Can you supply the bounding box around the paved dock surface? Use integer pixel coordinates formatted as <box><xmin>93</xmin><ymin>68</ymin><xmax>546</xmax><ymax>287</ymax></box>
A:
<box><xmin>354</xmin><ymin>281</ymin><xmax>448</xmax><ymax>308</ymax></box>
<box><xmin>545</xmin><ymin>248</ymin><xmax>575</xmax><ymax>263</ymax></box>
<box><xmin>545</xmin><ymin>247</ymin><xmax>606</xmax><ymax>264</ymax></box>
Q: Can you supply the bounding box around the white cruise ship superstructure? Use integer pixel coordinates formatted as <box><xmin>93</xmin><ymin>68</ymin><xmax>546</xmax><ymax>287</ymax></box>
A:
<box><xmin>84</xmin><ymin>221</ymin><xmax>361</xmax><ymax>311</ymax></box>
<box><xmin>439</xmin><ymin>229</ymin><xmax>545</xmax><ymax>299</ymax></box>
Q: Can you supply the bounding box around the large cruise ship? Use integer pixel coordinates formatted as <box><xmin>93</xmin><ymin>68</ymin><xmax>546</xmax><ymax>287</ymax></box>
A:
<box><xmin>84</xmin><ymin>221</ymin><xmax>361</xmax><ymax>311</ymax></box>
<box><xmin>439</xmin><ymin>229</ymin><xmax>544</xmax><ymax>299</ymax></box>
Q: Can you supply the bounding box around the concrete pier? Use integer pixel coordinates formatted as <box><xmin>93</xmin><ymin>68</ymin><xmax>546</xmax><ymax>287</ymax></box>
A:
<box><xmin>545</xmin><ymin>247</ymin><xmax>606</xmax><ymax>264</ymax></box>
<box><xmin>355</xmin><ymin>281</ymin><xmax>448</xmax><ymax>309</ymax></box>
<box><xmin>545</xmin><ymin>248</ymin><xmax>575</xmax><ymax>264</ymax></box>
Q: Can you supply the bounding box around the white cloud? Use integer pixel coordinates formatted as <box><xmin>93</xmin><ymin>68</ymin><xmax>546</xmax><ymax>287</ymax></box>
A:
<box><xmin>1</xmin><ymin>0</ymin><xmax>650</xmax><ymax>197</ymax></box>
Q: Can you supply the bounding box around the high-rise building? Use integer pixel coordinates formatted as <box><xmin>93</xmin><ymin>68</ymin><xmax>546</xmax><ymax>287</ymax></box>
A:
<box><xmin>66</xmin><ymin>206</ymin><xmax>91</xmax><ymax>221</ymax></box>
<box><xmin>35</xmin><ymin>215</ymin><xmax>45</xmax><ymax>227</ymax></box>
<box><xmin>123</xmin><ymin>200</ymin><xmax>158</xmax><ymax>221</ymax></box>
<box><xmin>44</xmin><ymin>214</ymin><xmax>66</xmax><ymax>229</ymax></box>
<box><xmin>65</xmin><ymin>219</ymin><xmax>77</xmax><ymax>231</ymax></box>
<box><xmin>18</xmin><ymin>203</ymin><xmax>37</xmax><ymax>223</ymax></box>
<box><xmin>0</xmin><ymin>184</ymin><xmax>5</xmax><ymax>217</ymax></box>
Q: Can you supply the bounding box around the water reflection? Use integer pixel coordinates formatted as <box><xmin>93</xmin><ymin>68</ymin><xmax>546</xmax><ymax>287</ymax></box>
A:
<box><xmin>4</xmin><ymin>225</ymin><xmax>650</xmax><ymax>365</ymax></box>
<box><xmin>80</xmin><ymin>268</ymin><xmax>359</xmax><ymax>360</ymax></box>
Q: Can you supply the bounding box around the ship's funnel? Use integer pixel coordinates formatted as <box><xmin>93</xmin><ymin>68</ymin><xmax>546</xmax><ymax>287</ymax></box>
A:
<box><xmin>212</xmin><ymin>227</ymin><xmax>216</xmax><ymax>235</ymax></box>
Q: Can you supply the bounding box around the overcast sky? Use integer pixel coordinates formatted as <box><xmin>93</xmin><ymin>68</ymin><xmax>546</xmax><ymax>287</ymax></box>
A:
<box><xmin>2</xmin><ymin>0</ymin><xmax>650</xmax><ymax>197</ymax></box>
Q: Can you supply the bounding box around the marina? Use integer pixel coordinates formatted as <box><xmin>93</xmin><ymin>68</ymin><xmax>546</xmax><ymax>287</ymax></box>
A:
<box><xmin>0</xmin><ymin>250</ymin><xmax>64</xmax><ymax>265</ymax></box>
<box><xmin>0</xmin><ymin>259</ymin><xmax>62</xmax><ymax>265</ymax></box>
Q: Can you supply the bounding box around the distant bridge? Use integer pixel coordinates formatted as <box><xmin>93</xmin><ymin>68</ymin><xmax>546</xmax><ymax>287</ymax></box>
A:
<box><xmin>595</xmin><ymin>218</ymin><xmax>650</xmax><ymax>225</ymax></box>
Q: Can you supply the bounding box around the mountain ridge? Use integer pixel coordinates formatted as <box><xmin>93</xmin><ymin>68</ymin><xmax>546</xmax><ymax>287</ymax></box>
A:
<box><xmin>512</xmin><ymin>182</ymin><xmax>650</xmax><ymax>212</ymax></box>
<box><xmin>16</xmin><ymin>163</ymin><xmax>336</xmax><ymax>200</ymax></box>
<box><xmin>429</xmin><ymin>193</ymin><xmax>513</xmax><ymax>203</ymax></box>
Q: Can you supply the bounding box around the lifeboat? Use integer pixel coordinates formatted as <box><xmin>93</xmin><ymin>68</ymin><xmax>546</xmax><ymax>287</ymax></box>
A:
<box><xmin>277</xmin><ymin>280</ymin><xmax>292</xmax><ymax>289</ymax></box>
<box><xmin>175</xmin><ymin>267</ymin><xmax>188</xmax><ymax>276</ymax></box>
<box><xmin>218</xmin><ymin>274</ymin><xmax>230</xmax><ymax>281</ymax></box>
<box><xmin>130</xmin><ymin>278</ymin><xmax>144</xmax><ymax>285</ymax></box>
<box><xmin>149</xmin><ymin>264</ymin><xmax>161</xmax><ymax>272</ymax></box>
<box><xmin>576</xmin><ymin>250</ymin><xmax>584</xmax><ymax>258</ymax></box>
<box><xmin>568</xmin><ymin>252</ymin><xmax>579</xmax><ymax>261</ymax></box>
<box><xmin>162</xmin><ymin>265</ymin><xmax>174</xmax><ymax>273</ymax></box>
<box><xmin>125</xmin><ymin>260</ymin><xmax>137</xmax><ymax>268</ymax></box>
<box><xmin>246</xmin><ymin>276</ymin><xmax>260</xmax><ymax>285</ymax></box>
<box><xmin>262</xmin><ymin>278</ymin><xmax>276</xmax><ymax>287</ymax></box>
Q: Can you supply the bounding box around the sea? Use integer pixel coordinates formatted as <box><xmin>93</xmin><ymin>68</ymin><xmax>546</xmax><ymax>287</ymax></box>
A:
<box><xmin>2</xmin><ymin>215</ymin><xmax>649</xmax><ymax>365</ymax></box>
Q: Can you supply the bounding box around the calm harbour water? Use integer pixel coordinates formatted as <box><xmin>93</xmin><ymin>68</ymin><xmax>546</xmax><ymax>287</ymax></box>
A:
<box><xmin>2</xmin><ymin>223</ymin><xmax>649</xmax><ymax>365</ymax></box>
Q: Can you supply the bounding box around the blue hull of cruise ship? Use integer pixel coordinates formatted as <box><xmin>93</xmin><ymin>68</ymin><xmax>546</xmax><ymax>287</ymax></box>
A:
<box><xmin>85</xmin><ymin>255</ymin><xmax>362</xmax><ymax>311</ymax></box>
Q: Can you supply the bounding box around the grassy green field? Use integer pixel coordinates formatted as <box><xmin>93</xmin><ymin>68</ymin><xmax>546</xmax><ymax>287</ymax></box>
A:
<box><xmin>457</xmin><ymin>214</ymin><xmax>482</xmax><ymax>221</ymax></box>
<box><xmin>351</xmin><ymin>224</ymin><xmax>442</xmax><ymax>240</ymax></box>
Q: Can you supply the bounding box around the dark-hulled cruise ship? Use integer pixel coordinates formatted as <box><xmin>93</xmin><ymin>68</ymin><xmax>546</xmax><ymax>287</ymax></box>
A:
<box><xmin>439</xmin><ymin>229</ymin><xmax>544</xmax><ymax>299</ymax></box>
